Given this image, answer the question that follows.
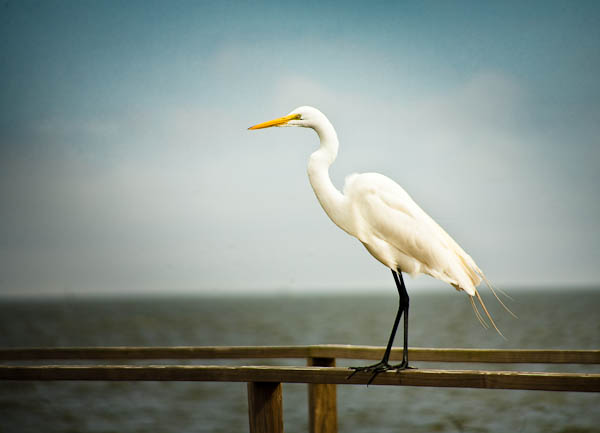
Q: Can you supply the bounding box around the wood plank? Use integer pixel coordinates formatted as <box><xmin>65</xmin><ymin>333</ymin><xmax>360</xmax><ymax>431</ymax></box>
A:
<box><xmin>0</xmin><ymin>346</ymin><xmax>315</xmax><ymax>360</ymax></box>
<box><xmin>403</xmin><ymin>348</ymin><xmax>600</xmax><ymax>364</ymax></box>
<box><xmin>1</xmin><ymin>345</ymin><xmax>598</xmax><ymax>364</ymax></box>
<box><xmin>316</xmin><ymin>346</ymin><xmax>600</xmax><ymax>364</ymax></box>
<box><xmin>1</xmin><ymin>365</ymin><xmax>598</xmax><ymax>392</ymax></box>
<box><xmin>247</xmin><ymin>382</ymin><xmax>283</xmax><ymax>433</ymax></box>
<box><xmin>308</xmin><ymin>358</ymin><xmax>337</xmax><ymax>433</ymax></box>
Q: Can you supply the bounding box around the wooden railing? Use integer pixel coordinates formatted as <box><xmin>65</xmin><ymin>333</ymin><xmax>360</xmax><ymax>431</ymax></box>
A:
<box><xmin>2</xmin><ymin>345</ymin><xmax>599</xmax><ymax>433</ymax></box>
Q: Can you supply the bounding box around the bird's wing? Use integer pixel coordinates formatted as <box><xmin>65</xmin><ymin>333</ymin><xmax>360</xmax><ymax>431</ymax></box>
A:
<box><xmin>344</xmin><ymin>173</ymin><xmax>481</xmax><ymax>293</ymax></box>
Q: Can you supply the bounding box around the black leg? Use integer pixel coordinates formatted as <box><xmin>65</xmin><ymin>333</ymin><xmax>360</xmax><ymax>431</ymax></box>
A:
<box><xmin>347</xmin><ymin>268</ymin><xmax>411</xmax><ymax>384</ymax></box>
<box><xmin>391</xmin><ymin>269</ymin><xmax>409</xmax><ymax>369</ymax></box>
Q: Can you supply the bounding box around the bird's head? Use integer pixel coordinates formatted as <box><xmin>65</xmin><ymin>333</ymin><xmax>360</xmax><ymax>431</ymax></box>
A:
<box><xmin>248</xmin><ymin>106</ymin><xmax>325</xmax><ymax>130</ymax></box>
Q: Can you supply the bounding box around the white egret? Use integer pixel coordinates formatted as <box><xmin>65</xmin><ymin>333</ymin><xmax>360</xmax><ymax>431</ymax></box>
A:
<box><xmin>249</xmin><ymin>106</ymin><xmax>509</xmax><ymax>383</ymax></box>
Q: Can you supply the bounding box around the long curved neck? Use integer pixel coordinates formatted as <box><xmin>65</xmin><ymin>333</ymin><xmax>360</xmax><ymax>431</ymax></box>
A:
<box><xmin>307</xmin><ymin>119</ymin><xmax>350</xmax><ymax>233</ymax></box>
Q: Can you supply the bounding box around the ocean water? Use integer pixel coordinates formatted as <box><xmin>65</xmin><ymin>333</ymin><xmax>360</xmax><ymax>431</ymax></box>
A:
<box><xmin>1</xmin><ymin>289</ymin><xmax>599</xmax><ymax>433</ymax></box>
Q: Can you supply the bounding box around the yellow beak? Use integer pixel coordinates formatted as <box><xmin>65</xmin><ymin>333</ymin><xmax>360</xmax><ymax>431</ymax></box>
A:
<box><xmin>248</xmin><ymin>113</ymin><xmax>301</xmax><ymax>130</ymax></box>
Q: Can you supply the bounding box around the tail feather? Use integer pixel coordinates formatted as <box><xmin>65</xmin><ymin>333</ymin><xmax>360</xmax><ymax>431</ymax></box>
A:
<box><xmin>478</xmin><ymin>272</ymin><xmax>518</xmax><ymax>318</ymax></box>
<box><xmin>469</xmin><ymin>295</ymin><xmax>489</xmax><ymax>329</ymax></box>
<box><xmin>474</xmin><ymin>288</ymin><xmax>506</xmax><ymax>339</ymax></box>
<box><xmin>432</xmin><ymin>228</ymin><xmax>516</xmax><ymax>333</ymax></box>
<box><xmin>458</xmin><ymin>266</ymin><xmax>516</xmax><ymax>337</ymax></box>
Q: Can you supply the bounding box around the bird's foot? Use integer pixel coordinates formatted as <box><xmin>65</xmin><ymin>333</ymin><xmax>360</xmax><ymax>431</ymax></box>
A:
<box><xmin>390</xmin><ymin>359</ymin><xmax>412</xmax><ymax>370</ymax></box>
<box><xmin>347</xmin><ymin>360</ymin><xmax>410</xmax><ymax>385</ymax></box>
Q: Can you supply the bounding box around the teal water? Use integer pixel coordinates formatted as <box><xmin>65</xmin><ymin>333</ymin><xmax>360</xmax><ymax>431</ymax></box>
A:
<box><xmin>1</xmin><ymin>289</ymin><xmax>599</xmax><ymax>433</ymax></box>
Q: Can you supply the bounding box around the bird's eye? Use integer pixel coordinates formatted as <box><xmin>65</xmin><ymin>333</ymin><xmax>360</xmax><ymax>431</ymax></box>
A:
<box><xmin>293</xmin><ymin>114</ymin><xmax>302</xmax><ymax>120</ymax></box>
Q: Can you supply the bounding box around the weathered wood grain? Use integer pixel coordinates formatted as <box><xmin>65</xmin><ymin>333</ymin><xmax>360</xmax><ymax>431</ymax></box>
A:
<box><xmin>308</xmin><ymin>358</ymin><xmax>337</xmax><ymax>433</ymax></box>
<box><xmin>1</xmin><ymin>345</ymin><xmax>598</xmax><ymax>364</ymax></box>
<box><xmin>247</xmin><ymin>382</ymin><xmax>283</xmax><ymax>433</ymax></box>
<box><xmin>1</xmin><ymin>365</ymin><xmax>598</xmax><ymax>392</ymax></box>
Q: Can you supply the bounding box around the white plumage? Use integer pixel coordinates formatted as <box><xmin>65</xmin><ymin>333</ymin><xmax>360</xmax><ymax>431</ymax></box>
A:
<box><xmin>345</xmin><ymin>171</ymin><xmax>483</xmax><ymax>294</ymax></box>
<box><xmin>249</xmin><ymin>105</ymin><xmax>508</xmax><ymax>380</ymax></box>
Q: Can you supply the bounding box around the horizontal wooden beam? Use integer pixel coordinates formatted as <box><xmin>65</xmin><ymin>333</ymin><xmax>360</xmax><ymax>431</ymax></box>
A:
<box><xmin>0</xmin><ymin>365</ymin><xmax>598</xmax><ymax>392</ymax></box>
<box><xmin>1</xmin><ymin>345</ymin><xmax>598</xmax><ymax>364</ymax></box>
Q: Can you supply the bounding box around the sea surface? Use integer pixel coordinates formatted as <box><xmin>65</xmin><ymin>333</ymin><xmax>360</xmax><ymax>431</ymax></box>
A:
<box><xmin>1</xmin><ymin>288</ymin><xmax>599</xmax><ymax>433</ymax></box>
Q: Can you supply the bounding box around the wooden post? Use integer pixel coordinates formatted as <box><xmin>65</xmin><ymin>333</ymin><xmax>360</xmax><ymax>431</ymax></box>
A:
<box><xmin>308</xmin><ymin>357</ymin><xmax>337</xmax><ymax>433</ymax></box>
<box><xmin>247</xmin><ymin>382</ymin><xmax>283</xmax><ymax>433</ymax></box>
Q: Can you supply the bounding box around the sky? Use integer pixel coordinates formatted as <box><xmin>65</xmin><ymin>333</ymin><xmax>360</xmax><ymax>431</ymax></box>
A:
<box><xmin>1</xmin><ymin>1</ymin><xmax>599</xmax><ymax>295</ymax></box>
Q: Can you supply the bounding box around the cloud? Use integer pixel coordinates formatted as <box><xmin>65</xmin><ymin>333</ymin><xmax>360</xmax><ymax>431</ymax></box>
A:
<box><xmin>2</xmin><ymin>23</ymin><xmax>599</xmax><ymax>296</ymax></box>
